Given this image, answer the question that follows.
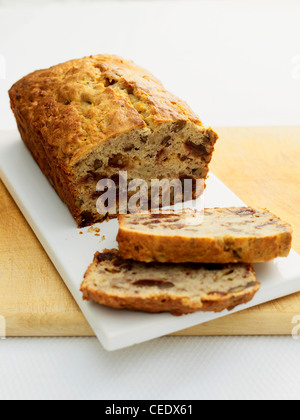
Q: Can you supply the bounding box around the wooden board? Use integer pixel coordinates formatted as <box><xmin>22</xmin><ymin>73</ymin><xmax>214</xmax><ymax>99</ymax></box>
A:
<box><xmin>0</xmin><ymin>127</ymin><xmax>300</xmax><ymax>337</ymax></box>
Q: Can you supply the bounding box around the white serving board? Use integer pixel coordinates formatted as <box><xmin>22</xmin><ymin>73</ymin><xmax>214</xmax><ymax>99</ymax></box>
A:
<box><xmin>1</xmin><ymin>130</ymin><xmax>300</xmax><ymax>351</ymax></box>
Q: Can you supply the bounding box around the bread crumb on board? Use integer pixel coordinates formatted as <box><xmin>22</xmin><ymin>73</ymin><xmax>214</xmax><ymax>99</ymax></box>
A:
<box><xmin>79</xmin><ymin>227</ymin><xmax>105</xmax><ymax>241</ymax></box>
<box><xmin>86</xmin><ymin>226</ymin><xmax>101</xmax><ymax>236</ymax></box>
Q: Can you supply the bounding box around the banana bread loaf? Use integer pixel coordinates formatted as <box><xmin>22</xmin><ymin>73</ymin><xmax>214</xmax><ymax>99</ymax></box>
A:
<box><xmin>9</xmin><ymin>55</ymin><xmax>218</xmax><ymax>227</ymax></box>
<box><xmin>117</xmin><ymin>207</ymin><xmax>292</xmax><ymax>263</ymax></box>
<box><xmin>81</xmin><ymin>249</ymin><xmax>260</xmax><ymax>316</ymax></box>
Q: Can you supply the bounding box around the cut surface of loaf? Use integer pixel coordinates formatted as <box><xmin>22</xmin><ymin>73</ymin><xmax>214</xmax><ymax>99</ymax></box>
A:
<box><xmin>81</xmin><ymin>249</ymin><xmax>260</xmax><ymax>316</ymax></box>
<box><xmin>117</xmin><ymin>207</ymin><xmax>293</xmax><ymax>263</ymax></box>
<box><xmin>9</xmin><ymin>55</ymin><xmax>218</xmax><ymax>227</ymax></box>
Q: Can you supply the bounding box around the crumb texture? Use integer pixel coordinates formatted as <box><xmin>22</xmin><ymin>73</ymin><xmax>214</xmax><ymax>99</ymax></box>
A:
<box><xmin>117</xmin><ymin>207</ymin><xmax>293</xmax><ymax>263</ymax></box>
<box><xmin>81</xmin><ymin>249</ymin><xmax>260</xmax><ymax>316</ymax></box>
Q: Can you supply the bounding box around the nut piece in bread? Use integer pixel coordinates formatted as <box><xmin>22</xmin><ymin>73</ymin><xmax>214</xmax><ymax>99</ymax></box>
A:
<box><xmin>81</xmin><ymin>249</ymin><xmax>260</xmax><ymax>316</ymax></box>
<box><xmin>9</xmin><ymin>55</ymin><xmax>218</xmax><ymax>227</ymax></box>
<box><xmin>117</xmin><ymin>207</ymin><xmax>293</xmax><ymax>263</ymax></box>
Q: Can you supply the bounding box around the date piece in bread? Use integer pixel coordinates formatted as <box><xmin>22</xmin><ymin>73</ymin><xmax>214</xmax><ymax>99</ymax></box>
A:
<box><xmin>81</xmin><ymin>249</ymin><xmax>260</xmax><ymax>316</ymax></box>
<box><xmin>117</xmin><ymin>207</ymin><xmax>292</xmax><ymax>263</ymax></box>
<box><xmin>9</xmin><ymin>55</ymin><xmax>218</xmax><ymax>227</ymax></box>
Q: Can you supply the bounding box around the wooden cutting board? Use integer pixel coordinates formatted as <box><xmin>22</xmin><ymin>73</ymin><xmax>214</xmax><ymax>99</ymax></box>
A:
<box><xmin>1</xmin><ymin>127</ymin><xmax>300</xmax><ymax>337</ymax></box>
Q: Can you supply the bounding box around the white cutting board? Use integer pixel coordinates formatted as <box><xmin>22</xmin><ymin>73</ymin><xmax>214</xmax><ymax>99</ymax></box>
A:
<box><xmin>1</xmin><ymin>130</ymin><xmax>300</xmax><ymax>351</ymax></box>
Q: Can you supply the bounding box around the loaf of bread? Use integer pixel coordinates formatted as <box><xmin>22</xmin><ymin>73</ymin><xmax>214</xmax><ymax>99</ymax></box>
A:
<box><xmin>81</xmin><ymin>249</ymin><xmax>260</xmax><ymax>316</ymax></box>
<box><xmin>9</xmin><ymin>55</ymin><xmax>218</xmax><ymax>227</ymax></box>
<box><xmin>117</xmin><ymin>207</ymin><xmax>292</xmax><ymax>263</ymax></box>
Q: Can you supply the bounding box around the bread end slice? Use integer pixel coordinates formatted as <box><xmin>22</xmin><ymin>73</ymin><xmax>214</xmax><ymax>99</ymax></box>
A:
<box><xmin>81</xmin><ymin>249</ymin><xmax>260</xmax><ymax>316</ymax></box>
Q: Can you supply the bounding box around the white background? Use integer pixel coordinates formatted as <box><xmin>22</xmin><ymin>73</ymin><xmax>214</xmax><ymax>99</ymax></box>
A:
<box><xmin>0</xmin><ymin>0</ymin><xmax>300</xmax><ymax>400</ymax></box>
<box><xmin>1</xmin><ymin>0</ymin><xmax>300</xmax><ymax>129</ymax></box>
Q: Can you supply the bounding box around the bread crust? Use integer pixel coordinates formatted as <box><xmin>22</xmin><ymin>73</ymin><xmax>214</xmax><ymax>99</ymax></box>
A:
<box><xmin>81</xmin><ymin>284</ymin><xmax>259</xmax><ymax>316</ymax></box>
<box><xmin>9</xmin><ymin>55</ymin><xmax>218</xmax><ymax>226</ymax></box>
<box><xmin>117</xmin><ymin>208</ymin><xmax>293</xmax><ymax>263</ymax></box>
<box><xmin>80</xmin><ymin>249</ymin><xmax>260</xmax><ymax>316</ymax></box>
<box><xmin>10</xmin><ymin>55</ymin><xmax>203</xmax><ymax>169</ymax></box>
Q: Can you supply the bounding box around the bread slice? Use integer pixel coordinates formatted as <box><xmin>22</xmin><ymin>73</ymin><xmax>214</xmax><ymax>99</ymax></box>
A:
<box><xmin>9</xmin><ymin>55</ymin><xmax>218</xmax><ymax>227</ymax></box>
<box><xmin>117</xmin><ymin>207</ymin><xmax>292</xmax><ymax>263</ymax></box>
<box><xmin>81</xmin><ymin>249</ymin><xmax>260</xmax><ymax>316</ymax></box>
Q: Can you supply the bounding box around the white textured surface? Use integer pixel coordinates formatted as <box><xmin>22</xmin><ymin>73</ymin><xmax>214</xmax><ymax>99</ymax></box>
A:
<box><xmin>1</xmin><ymin>336</ymin><xmax>300</xmax><ymax>400</ymax></box>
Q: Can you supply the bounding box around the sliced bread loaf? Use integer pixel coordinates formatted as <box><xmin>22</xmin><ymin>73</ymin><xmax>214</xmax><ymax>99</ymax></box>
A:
<box><xmin>117</xmin><ymin>207</ymin><xmax>292</xmax><ymax>263</ymax></box>
<box><xmin>9</xmin><ymin>55</ymin><xmax>218</xmax><ymax>227</ymax></box>
<box><xmin>81</xmin><ymin>249</ymin><xmax>260</xmax><ymax>316</ymax></box>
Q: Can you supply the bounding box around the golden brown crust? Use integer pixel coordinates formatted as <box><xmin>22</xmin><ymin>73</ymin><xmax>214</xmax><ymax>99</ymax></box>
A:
<box><xmin>117</xmin><ymin>208</ymin><xmax>293</xmax><ymax>263</ymax></box>
<box><xmin>80</xmin><ymin>249</ymin><xmax>260</xmax><ymax>316</ymax></box>
<box><xmin>9</xmin><ymin>55</ymin><xmax>203</xmax><ymax>169</ymax></box>
<box><xmin>81</xmin><ymin>284</ymin><xmax>259</xmax><ymax>316</ymax></box>
<box><xmin>117</xmin><ymin>229</ymin><xmax>292</xmax><ymax>263</ymax></box>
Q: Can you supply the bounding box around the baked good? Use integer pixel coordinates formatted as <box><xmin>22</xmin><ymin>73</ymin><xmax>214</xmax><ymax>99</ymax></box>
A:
<box><xmin>81</xmin><ymin>249</ymin><xmax>260</xmax><ymax>316</ymax></box>
<box><xmin>117</xmin><ymin>207</ymin><xmax>292</xmax><ymax>263</ymax></box>
<box><xmin>9</xmin><ymin>55</ymin><xmax>218</xmax><ymax>227</ymax></box>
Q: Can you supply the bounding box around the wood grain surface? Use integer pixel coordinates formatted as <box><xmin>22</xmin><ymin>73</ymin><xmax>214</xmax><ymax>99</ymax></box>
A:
<box><xmin>0</xmin><ymin>127</ymin><xmax>299</xmax><ymax>337</ymax></box>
